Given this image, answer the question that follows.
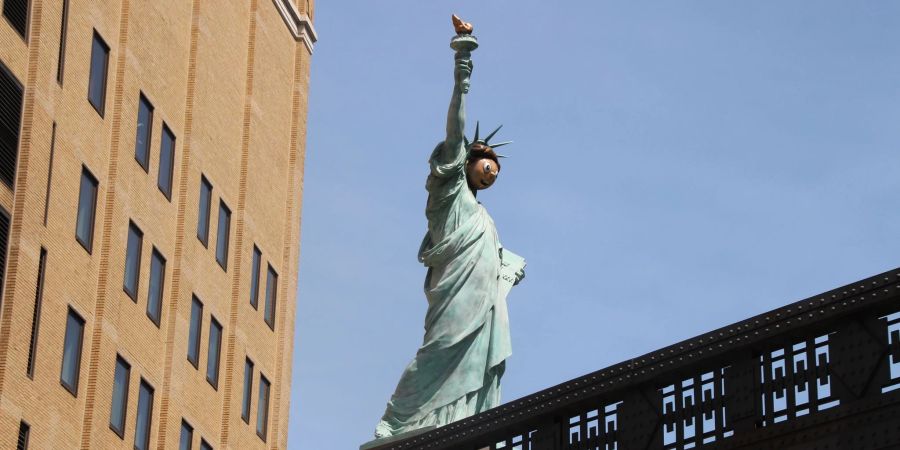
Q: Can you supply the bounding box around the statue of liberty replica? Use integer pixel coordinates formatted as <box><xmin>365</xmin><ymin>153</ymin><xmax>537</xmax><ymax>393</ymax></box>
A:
<box><xmin>372</xmin><ymin>15</ymin><xmax>527</xmax><ymax>441</ymax></box>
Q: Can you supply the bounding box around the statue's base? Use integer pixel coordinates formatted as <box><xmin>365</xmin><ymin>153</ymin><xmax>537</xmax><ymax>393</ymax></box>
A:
<box><xmin>359</xmin><ymin>426</ymin><xmax>436</xmax><ymax>450</ymax></box>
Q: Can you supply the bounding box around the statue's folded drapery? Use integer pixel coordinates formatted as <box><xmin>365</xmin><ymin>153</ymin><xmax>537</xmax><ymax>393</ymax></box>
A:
<box><xmin>374</xmin><ymin>143</ymin><xmax>512</xmax><ymax>437</ymax></box>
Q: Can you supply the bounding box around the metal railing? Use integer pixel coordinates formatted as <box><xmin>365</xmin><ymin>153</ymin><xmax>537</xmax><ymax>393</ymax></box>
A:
<box><xmin>369</xmin><ymin>267</ymin><xmax>900</xmax><ymax>450</ymax></box>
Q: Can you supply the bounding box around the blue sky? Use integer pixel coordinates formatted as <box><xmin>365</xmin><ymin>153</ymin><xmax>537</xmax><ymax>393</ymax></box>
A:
<box><xmin>287</xmin><ymin>2</ymin><xmax>900</xmax><ymax>448</ymax></box>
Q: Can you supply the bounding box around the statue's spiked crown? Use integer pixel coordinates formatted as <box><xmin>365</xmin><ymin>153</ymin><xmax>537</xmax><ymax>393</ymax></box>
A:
<box><xmin>465</xmin><ymin>122</ymin><xmax>512</xmax><ymax>168</ymax></box>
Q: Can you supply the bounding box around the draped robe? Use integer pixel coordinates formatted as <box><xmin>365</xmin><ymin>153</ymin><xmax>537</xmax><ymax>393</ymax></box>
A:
<box><xmin>374</xmin><ymin>142</ymin><xmax>513</xmax><ymax>437</ymax></box>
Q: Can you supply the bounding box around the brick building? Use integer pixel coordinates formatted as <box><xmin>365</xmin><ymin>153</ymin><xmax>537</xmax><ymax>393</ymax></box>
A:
<box><xmin>0</xmin><ymin>0</ymin><xmax>316</xmax><ymax>448</ymax></box>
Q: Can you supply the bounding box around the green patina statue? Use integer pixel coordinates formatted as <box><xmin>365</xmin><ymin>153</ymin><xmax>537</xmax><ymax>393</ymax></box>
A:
<box><xmin>372</xmin><ymin>15</ymin><xmax>526</xmax><ymax>441</ymax></box>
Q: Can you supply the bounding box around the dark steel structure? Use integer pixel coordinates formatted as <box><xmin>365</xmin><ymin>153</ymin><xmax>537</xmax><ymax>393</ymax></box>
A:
<box><xmin>369</xmin><ymin>268</ymin><xmax>900</xmax><ymax>450</ymax></box>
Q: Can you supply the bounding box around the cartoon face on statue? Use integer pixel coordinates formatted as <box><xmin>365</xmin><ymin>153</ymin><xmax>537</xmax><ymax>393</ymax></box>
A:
<box><xmin>467</xmin><ymin>156</ymin><xmax>498</xmax><ymax>190</ymax></box>
<box><xmin>466</xmin><ymin>143</ymin><xmax>500</xmax><ymax>191</ymax></box>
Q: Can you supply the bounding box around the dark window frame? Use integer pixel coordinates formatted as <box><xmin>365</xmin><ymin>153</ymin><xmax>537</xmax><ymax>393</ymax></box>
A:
<box><xmin>206</xmin><ymin>316</ymin><xmax>222</xmax><ymax>390</ymax></box>
<box><xmin>134</xmin><ymin>378</ymin><xmax>154</xmax><ymax>450</ymax></box>
<box><xmin>123</xmin><ymin>221</ymin><xmax>143</xmax><ymax>301</ymax></box>
<box><xmin>25</xmin><ymin>247</ymin><xmax>47</xmax><ymax>378</ymax></box>
<box><xmin>42</xmin><ymin>122</ymin><xmax>56</xmax><ymax>225</ymax></box>
<box><xmin>264</xmin><ymin>264</ymin><xmax>278</xmax><ymax>330</ymax></box>
<box><xmin>60</xmin><ymin>306</ymin><xmax>85</xmax><ymax>396</ymax></box>
<box><xmin>75</xmin><ymin>166</ymin><xmax>99</xmax><ymax>253</ymax></box>
<box><xmin>145</xmin><ymin>247</ymin><xmax>166</xmax><ymax>327</ymax></box>
<box><xmin>241</xmin><ymin>357</ymin><xmax>254</xmax><ymax>423</ymax></box>
<box><xmin>134</xmin><ymin>93</ymin><xmax>154</xmax><ymax>172</ymax></box>
<box><xmin>199</xmin><ymin>439</ymin><xmax>212</xmax><ymax>450</ymax></box>
<box><xmin>2</xmin><ymin>0</ymin><xmax>30</xmax><ymax>40</ymax></box>
<box><xmin>0</xmin><ymin>207</ymin><xmax>10</xmax><ymax>307</ymax></box>
<box><xmin>0</xmin><ymin>59</ymin><xmax>24</xmax><ymax>189</ymax></box>
<box><xmin>179</xmin><ymin>419</ymin><xmax>193</xmax><ymax>450</ymax></box>
<box><xmin>215</xmin><ymin>201</ymin><xmax>230</xmax><ymax>270</ymax></box>
<box><xmin>87</xmin><ymin>30</ymin><xmax>110</xmax><ymax>117</ymax></box>
<box><xmin>256</xmin><ymin>374</ymin><xmax>270</xmax><ymax>441</ymax></box>
<box><xmin>157</xmin><ymin>123</ymin><xmax>175</xmax><ymax>200</ymax></box>
<box><xmin>17</xmin><ymin>420</ymin><xmax>30</xmax><ymax>450</ymax></box>
<box><xmin>109</xmin><ymin>354</ymin><xmax>131</xmax><ymax>438</ymax></box>
<box><xmin>196</xmin><ymin>175</ymin><xmax>211</xmax><ymax>247</ymax></box>
<box><xmin>56</xmin><ymin>0</ymin><xmax>68</xmax><ymax>84</ymax></box>
<box><xmin>249</xmin><ymin>245</ymin><xmax>261</xmax><ymax>309</ymax></box>
<box><xmin>187</xmin><ymin>295</ymin><xmax>203</xmax><ymax>368</ymax></box>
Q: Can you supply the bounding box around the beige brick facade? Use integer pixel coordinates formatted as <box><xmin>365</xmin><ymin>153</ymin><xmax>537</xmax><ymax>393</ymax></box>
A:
<box><xmin>0</xmin><ymin>0</ymin><xmax>315</xmax><ymax>448</ymax></box>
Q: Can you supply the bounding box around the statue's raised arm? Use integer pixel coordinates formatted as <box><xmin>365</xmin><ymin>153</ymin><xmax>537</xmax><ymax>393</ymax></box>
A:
<box><xmin>439</xmin><ymin>15</ymin><xmax>478</xmax><ymax>164</ymax></box>
<box><xmin>444</xmin><ymin>58</ymin><xmax>470</xmax><ymax>150</ymax></box>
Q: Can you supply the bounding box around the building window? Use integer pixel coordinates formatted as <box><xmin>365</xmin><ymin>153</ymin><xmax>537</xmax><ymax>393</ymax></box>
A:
<box><xmin>179</xmin><ymin>420</ymin><xmax>193</xmax><ymax>450</ymax></box>
<box><xmin>60</xmin><ymin>307</ymin><xmax>85</xmax><ymax>396</ymax></box>
<box><xmin>200</xmin><ymin>439</ymin><xmax>213</xmax><ymax>450</ymax></box>
<box><xmin>249</xmin><ymin>245</ymin><xmax>261</xmax><ymax>309</ymax></box>
<box><xmin>264</xmin><ymin>265</ymin><xmax>278</xmax><ymax>330</ymax></box>
<box><xmin>215</xmin><ymin>201</ymin><xmax>230</xmax><ymax>270</ymax></box>
<box><xmin>2</xmin><ymin>0</ymin><xmax>28</xmax><ymax>39</ymax></box>
<box><xmin>87</xmin><ymin>31</ymin><xmax>110</xmax><ymax>117</ymax></box>
<box><xmin>75</xmin><ymin>167</ymin><xmax>98</xmax><ymax>253</ymax></box>
<box><xmin>56</xmin><ymin>0</ymin><xmax>68</xmax><ymax>84</ymax></box>
<box><xmin>206</xmin><ymin>317</ymin><xmax>222</xmax><ymax>389</ymax></box>
<box><xmin>0</xmin><ymin>207</ymin><xmax>9</xmax><ymax>302</ymax></box>
<box><xmin>157</xmin><ymin>124</ymin><xmax>175</xmax><ymax>199</ymax></box>
<box><xmin>196</xmin><ymin>176</ymin><xmax>211</xmax><ymax>246</ymax></box>
<box><xmin>0</xmin><ymin>60</ymin><xmax>23</xmax><ymax>188</ymax></box>
<box><xmin>123</xmin><ymin>221</ymin><xmax>143</xmax><ymax>300</ymax></box>
<box><xmin>16</xmin><ymin>420</ymin><xmax>29</xmax><ymax>450</ymax></box>
<box><xmin>256</xmin><ymin>374</ymin><xmax>270</xmax><ymax>441</ymax></box>
<box><xmin>187</xmin><ymin>295</ymin><xmax>202</xmax><ymax>368</ymax></box>
<box><xmin>241</xmin><ymin>358</ymin><xmax>254</xmax><ymax>423</ymax></box>
<box><xmin>42</xmin><ymin>123</ymin><xmax>56</xmax><ymax>225</ymax></box>
<box><xmin>134</xmin><ymin>93</ymin><xmax>153</xmax><ymax>171</ymax></box>
<box><xmin>146</xmin><ymin>248</ymin><xmax>166</xmax><ymax>326</ymax></box>
<box><xmin>25</xmin><ymin>247</ymin><xmax>46</xmax><ymax>378</ymax></box>
<box><xmin>109</xmin><ymin>355</ymin><xmax>130</xmax><ymax>438</ymax></box>
<box><xmin>134</xmin><ymin>379</ymin><xmax>154</xmax><ymax>450</ymax></box>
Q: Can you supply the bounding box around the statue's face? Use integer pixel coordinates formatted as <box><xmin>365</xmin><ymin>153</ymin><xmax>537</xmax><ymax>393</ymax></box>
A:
<box><xmin>467</xmin><ymin>157</ymin><xmax>499</xmax><ymax>190</ymax></box>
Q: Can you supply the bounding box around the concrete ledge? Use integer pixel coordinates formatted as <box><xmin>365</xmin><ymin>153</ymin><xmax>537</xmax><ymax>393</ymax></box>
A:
<box><xmin>359</xmin><ymin>426</ymin><xmax>437</xmax><ymax>450</ymax></box>
<box><xmin>272</xmin><ymin>0</ymin><xmax>318</xmax><ymax>54</ymax></box>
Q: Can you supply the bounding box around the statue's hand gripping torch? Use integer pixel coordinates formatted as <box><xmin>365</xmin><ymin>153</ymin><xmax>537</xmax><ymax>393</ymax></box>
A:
<box><xmin>450</xmin><ymin>14</ymin><xmax>478</xmax><ymax>94</ymax></box>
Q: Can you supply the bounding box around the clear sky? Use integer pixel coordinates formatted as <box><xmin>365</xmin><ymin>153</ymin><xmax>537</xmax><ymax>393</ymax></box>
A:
<box><xmin>287</xmin><ymin>2</ymin><xmax>900</xmax><ymax>448</ymax></box>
